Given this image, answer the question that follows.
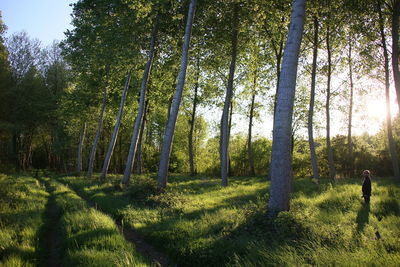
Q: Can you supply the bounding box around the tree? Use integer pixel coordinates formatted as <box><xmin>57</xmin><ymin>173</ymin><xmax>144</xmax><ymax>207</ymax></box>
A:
<box><xmin>189</xmin><ymin>56</ymin><xmax>200</xmax><ymax>176</ymax></box>
<box><xmin>308</xmin><ymin>15</ymin><xmax>320</xmax><ymax>182</ymax></box>
<box><xmin>76</xmin><ymin>122</ymin><xmax>86</xmax><ymax>176</ymax></box>
<box><xmin>325</xmin><ymin>5</ymin><xmax>337</xmax><ymax>181</ymax></box>
<box><xmin>122</xmin><ymin>16</ymin><xmax>158</xmax><ymax>184</ymax></box>
<box><xmin>268</xmin><ymin>0</ymin><xmax>307</xmax><ymax>216</ymax></box>
<box><xmin>5</xmin><ymin>32</ymin><xmax>53</xmax><ymax>171</ymax></box>
<box><xmin>391</xmin><ymin>0</ymin><xmax>400</xmax><ymax>112</ymax></box>
<box><xmin>345</xmin><ymin>35</ymin><xmax>354</xmax><ymax>177</ymax></box>
<box><xmin>220</xmin><ymin>2</ymin><xmax>240</xmax><ymax>187</ymax></box>
<box><xmin>157</xmin><ymin>0</ymin><xmax>197</xmax><ymax>190</ymax></box>
<box><xmin>86</xmin><ymin>71</ymin><xmax>108</xmax><ymax>178</ymax></box>
<box><xmin>378</xmin><ymin>0</ymin><xmax>400</xmax><ymax>179</ymax></box>
<box><xmin>101</xmin><ymin>72</ymin><xmax>131</xmax><ymax>180</ymax></box>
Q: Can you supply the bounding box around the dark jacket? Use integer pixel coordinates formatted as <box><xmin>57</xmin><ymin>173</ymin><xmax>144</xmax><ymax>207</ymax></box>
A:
<box><xmin>362</xmin><ymin>177</ymin><xmax>371</xmax><ymax>196</ymax></box>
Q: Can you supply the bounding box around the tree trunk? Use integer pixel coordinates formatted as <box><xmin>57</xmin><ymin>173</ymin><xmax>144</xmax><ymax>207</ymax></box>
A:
<box><xmin>157</xmin><ymin>0</ymin><xmax>197</xmax><ymax>190</ymax></box>
<box><xmin>122</xmin><ymin>19</ymin><xmax>159</xmax><ymax>184</ymax></box>
<box><xmin>308</xmin><ymin>16</ymin><xmax>320</xmax><ymax>181</ymax></box>
<box><xmin>228</xmin><ymin>101</ymin><xmax>234</xmax><ymax>177</ymax></box>
<box><xmin>272</xmin><ymin>24</ymin><xmax>284</xmax><ymax>119</ymax></box>
<box><xmin>189</xmin><ymin>57</ymin><xmax>200</xmax><ymax>177</ymax></box>
<box><xmin>326</xmin><ymin>24</ymin><xmax>336</xmax><ymax>181</ymax></box>
<box><xmin>248</xmin><ymin>71</ymin><xmax>257</xmax><ymax>176</ymax></box>
<box><xmin>379</xmin><ymin>0</ymin><xmax>400</xmax><ymax>180</ymax></box>
<box><xmin>100</xmin><ymin>72</ymin><xmax>131</xmax><ymax>179</ymax></box>
<box><xmin>268</xmin><ymin>0</ymin><xmax>306</xmax><ymax>216</ymax></box>
<box><xmin>136</xmin><ymin>99</ymin><xmax>149</xmax><ymax>174</ymax></box>
<box><xmin>119</xmin><ymin>135</ymin><xmax>123</xmax><ymax>173</ymax></box>
<box><xmin>13</xmin><ymin>132</ymin><xmax>20</xmax><ymax>172</ymax></box>
<box><xmin>220</xmin><ymin>2</ymin><xmax>239</xmax><ymax>187</ymax></box>
<box><xmin>392</xmin><ymin>0</ymin><xmax>400</xmax><ymax>112</ymax></box>
<box><xmin>86</xmin><ymin>86</ymin><xmax>107</xmax><ymax>178</ymax></box>
<box><xmin>347</xmin><ymin>35</ymin><xmax>354</xmax><ymax>177</ymax></box>
<box><xmin>76</xmin><ymin>122</ymin><xmax>86</xmax><ymax>176</ymax></box>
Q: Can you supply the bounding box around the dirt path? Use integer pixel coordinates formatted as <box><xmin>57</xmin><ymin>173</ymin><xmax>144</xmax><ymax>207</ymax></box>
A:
<box><xmin>57</xmin><ymin>179</ymin><xmax>173</xmax><ymax>267</ymax></box>
<box><xmin>116</xmin><ymin>220</ymin><xmax>171</xmax><ymax>267</ymax></box>
<box><xmin>40</xmin><ymin>180</ymin><xmax>62</xmax><ymax>267</ymax></box>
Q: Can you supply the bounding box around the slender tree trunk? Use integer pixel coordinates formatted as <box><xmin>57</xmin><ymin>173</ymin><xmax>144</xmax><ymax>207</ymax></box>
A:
<box><xmin>13</xmin><ymin>132</ymin><xmax>19</xmax><ymax>172</ymax></box>
<box><xmin>86</xmin><ymin>86</ymin><xmax>107</xmax><ymax>178</ymax></box>
<box><xmin>123</xmin><ymin>19</ymin><xmax>159</xmax><ymax>184</ymax></box>
<box><xmin>272</xmin><ymin>40</ymin><xmax>284</xmax><ymax>119</ymax></box>
<box><xmin>248</xmin><ymin>71</ymin><xmax>257</xmax><ymax>176</ymax></box>
<box><xmin>157</xmin><ymin>0</ymin><xmax>197</xmax><ymax>190</ymax></box>
<box><xmin>189</xmin><ymin>57</ymin><xmax>200</xmax><ymax>177</ymax></box>
<box><xmin>136</xmin><ymin>99</ymin><xmax>149</xmax><ymax>174</ymax></box>
<box><xmin>347</xmin><ymin>35</ymin><xmax>354</xmax><ymax>177</ymax></box>
<box><xmin>326</xmin><ymin>24</ymin><xmax>336</xmax><ymax>181</ymax></box>
<box><xmin>167</xmin><ymin>96</ymin><xmax>173</xmax><ymax>119</ymax></box>
<box><xmin>228</xmin><ymin>101</ymin><xmax>234</xmax><ymax>177</ymax></box>
<box><xmin>220</xmin><ymin>2</ymin><xmax>239</xmax><ymax>187</ymax></box>
<box><xmin>379</xmin><ymin>0</ymin><xmax>400</xmax><ymax>179</ymax></box>
<box><xmin>308</xmin><ymin>16</ymin><xmax>320</xmax><ymax>181</ymax></box>
<box><xmin>392</xmin><ymin>0</ymin><xmax>400</xmax><ymax>112</ymax></box>
<box><xmin>100</xmin><ymin>72</ymin><xmax>131</xmax><ymax>179</ymax></box>
<box><xmin>268</xmin><ymin>0</ymin><xmax>306</xmax><ymax>216</ymax></box>
<box><xmin>119</xmin><ymin>135</ymin><xmax>123</xmax><ymax>173</ymax></box>
<box><xmin>76</xmin><ymin>122</ymin><xmax>87</xmax><ymax>176</ymax></box>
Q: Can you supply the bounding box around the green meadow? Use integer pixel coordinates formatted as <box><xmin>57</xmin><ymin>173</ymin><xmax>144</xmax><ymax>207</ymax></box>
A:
<box><xmin>0</xmin><ymin>174</ymin><xmax>151</xmax><ymax>267</ymax></box>
<box><xmin>1</xmin><ymin>173</ymin><xmax>399</xmax><ymax>266</ymax></box>
<box><xmin>56</xmin><ymin>174</ymin><xmax>400</xmax><ymax>267</ymax></box>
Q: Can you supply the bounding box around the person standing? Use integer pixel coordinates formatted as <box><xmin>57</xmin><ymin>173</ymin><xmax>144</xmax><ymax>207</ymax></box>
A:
<box><xmin>362</xmin><ymin>170</ymin><xmax>372</xmax><ymax>204</ymax></box>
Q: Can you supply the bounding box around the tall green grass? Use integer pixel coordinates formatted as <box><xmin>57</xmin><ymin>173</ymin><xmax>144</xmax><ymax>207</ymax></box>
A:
<box><xmin>60</xmin><ymin>174</ymin><xmax>400</xmax><ymax>266</ymax></box>
<box><xmin>46</xmin><ymin>179</ymin><xmax>151</xmax><ymax>266</ymax></box>
<box><xmin>0</xmin><ymin>174</ymin><xmax>48</xmax><ymax>266</ymax></box>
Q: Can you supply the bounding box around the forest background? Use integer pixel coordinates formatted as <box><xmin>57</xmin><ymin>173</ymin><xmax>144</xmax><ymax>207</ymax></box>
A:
<box><xmin>0</xmin><ymin>0</ymin><xmax>399</xmax><ymax>182</ymax></box>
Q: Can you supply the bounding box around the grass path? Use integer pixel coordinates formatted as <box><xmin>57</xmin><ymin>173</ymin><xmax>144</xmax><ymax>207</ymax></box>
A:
<box><xmin>55</xmin><ymin>177</ymin><xmax>172</xmax><ymax>267</ymax></box>
<box><xmin>40</xmin><ymin>178</ymin><xmax>62</xmax><ymax>267</ymax></box>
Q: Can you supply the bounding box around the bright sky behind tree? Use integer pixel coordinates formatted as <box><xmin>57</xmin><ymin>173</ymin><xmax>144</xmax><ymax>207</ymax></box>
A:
<box><xmin>0</xmin><ymin>0</ymin><xmax>75</xmax><ymax>46</ymax></box>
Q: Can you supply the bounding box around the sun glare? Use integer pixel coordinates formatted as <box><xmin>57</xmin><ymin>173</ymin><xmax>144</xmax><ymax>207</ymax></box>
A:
<box><xmin>366</xmin><ymin>97</ymin><xmax>398</xmax><ymax>122</ymax></box>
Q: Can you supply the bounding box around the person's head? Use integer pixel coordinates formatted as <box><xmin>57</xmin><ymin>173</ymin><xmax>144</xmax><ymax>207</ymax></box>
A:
<box><xmin>363</xmin><ymin>170</ymin><xmax>371</xmax><ymax>178</ymax></box>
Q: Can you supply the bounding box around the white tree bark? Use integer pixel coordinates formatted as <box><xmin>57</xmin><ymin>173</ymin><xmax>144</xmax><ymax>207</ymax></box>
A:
<box><xmin>100</xmin><ymin>72</ymin><xmax>131</xmax><ymax>180</ymax></box>
<box><xmin>268</xmin><ymin>0</ymin><xmax>306</xmax><ymax>216</ymax></box>
<box><xmin>157</xmin><ymin>0</ymin><xmax>197</xmax><ymax>190</ymax></box>
<box><xmin>122</xmin><ymin>19</ymin><xmax>158</xmax><ymax>184</ymax></box>
<box><xmin>76</xmin><ymin>122</ymin><xmax>86</xmax><ymax>176</ymax></box>
<box><xmin>86</xmin><ymin>86</ymin><xmax>107</xmax><ymax>178</ymax></box>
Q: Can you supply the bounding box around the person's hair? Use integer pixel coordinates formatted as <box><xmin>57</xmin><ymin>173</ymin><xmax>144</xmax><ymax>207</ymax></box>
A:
<box><xmin>363</xmin><ymin>170</ymin><xmax>371</xmax><ymax>177</ymax></box>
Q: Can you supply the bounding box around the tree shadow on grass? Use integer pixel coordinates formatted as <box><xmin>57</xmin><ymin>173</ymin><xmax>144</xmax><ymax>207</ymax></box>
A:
<box><xmin>356</xmin><ymin>202</ymin><xmax>370</xmax><ymax>233</ymax></box>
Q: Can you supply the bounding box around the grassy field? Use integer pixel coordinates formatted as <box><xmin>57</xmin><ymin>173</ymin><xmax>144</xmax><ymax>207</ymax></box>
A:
<box><xmin>58</xmin><ymin>174</ymin><xmax>400</xmax><ymax>267</ymax></box>
<box><xmin>0</xmin><ymin>174</ymin><xmax>151</xmax><ymax>267</ymax></box>
<box><xmin>0</xmin><ymin>174</ymin><xmax>48</xmax><ymax>266</ymax></box>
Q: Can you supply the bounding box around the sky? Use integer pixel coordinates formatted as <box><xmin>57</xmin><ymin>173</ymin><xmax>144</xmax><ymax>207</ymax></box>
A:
<box><xmin>0</xmin><ymin>0</ymin><xmax>76</xmax><ymax>46</ymax></box>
